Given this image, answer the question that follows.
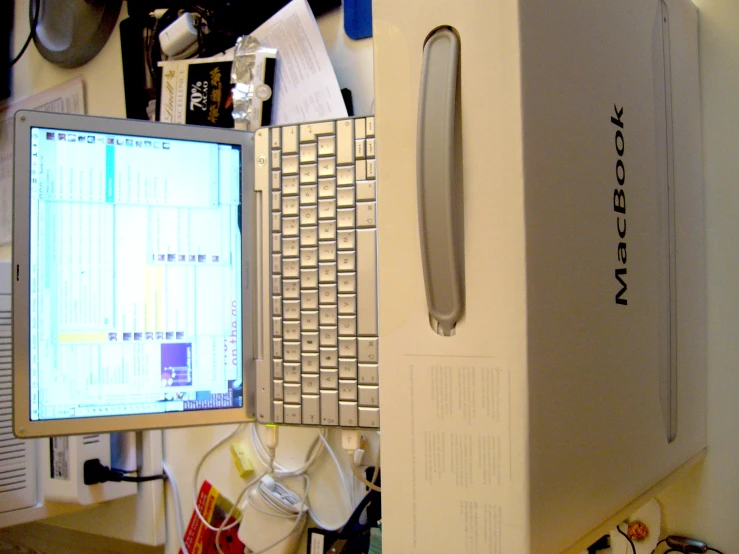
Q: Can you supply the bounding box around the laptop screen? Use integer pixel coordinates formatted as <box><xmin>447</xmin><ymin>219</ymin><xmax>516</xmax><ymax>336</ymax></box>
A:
<box><xmin>27</xmin><ymin>126</ymin><xmax>243</xmax><ymax>421</ymax></box>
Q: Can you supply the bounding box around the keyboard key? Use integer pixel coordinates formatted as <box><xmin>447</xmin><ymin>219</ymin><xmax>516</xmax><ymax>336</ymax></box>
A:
<box><xmin>339</xmin><ymin>358</ymin><xmax>357</xmax><ymax>379</ymax></box>
<box><xmin>366</xmin><ymin>138</ymin><xmax>375</xmax><ymax>157</ymax></box>
<box><xmin>354</xmin><ymin>118</ymin><xmax>366</xmax><ymax>140</ymax></box>
<box><xmin>272</xmin><ymin>213</ymin><xmax>281</xmax><ymax>231</ymax></box>
<box><xmin>320</xmin><ymin>305</ymin><xmax>338</xmax><ymax>325</ymax></box>
<box><xmin>320</xmin><ymin>326</ymin><xmax>338</xmax><ymax>347</ymax></box>
<box><xmin>284</xmin><ymin>363</ymin><xmax>301</xmax><ymax>382</ymax></box>
<box><xmin>320</xmin><ymin>369</ymin><xmax>339</xmax><ymax>389</ymax></box>
<box><xmin>301</xmin><ymin>268</ymin><xmax>318</xmax><ymax>288</ymax></box>
<box><xmin>340</xmin><ymin>401</ymin><xmax>358</xmax><ymax>426</ymax></box>
<box><xmin>359</xmin><ymin>407</ymin><xmax>380</xmax><ymax>428</ymax></box>
<box><xmin>318</xmin><ymin>157</ymin><xmax>336</xmax><ymax>177</ymax></box>
<box><xmin>356</xmin><ymin>160</ymin><xmax>367</xmax><ymax>180</ymax></box>
<box><xmin>320</xmin><ymin>284</ymin><xmax>337</xmax><ymax>305</ymax></box>
<box><xmin>318</xmin><ymin>178</ymin><xmax>336</xmax><ymax>198</ymax></box>
<box><xmin>272</xmin><ymin>149</ymin><xmax>281</xmax><ymax>169</ymax></box>
<box><xmin>301</xmin><ymin>289</ymin><xmax>318</xmax><ymax>310</ymax></box>
<box><xmin>319</xmin><ymin>241</ymin><xmax>337</xmax><ymax>262</ymax></box>
<box><xmin>283</xmin><ymin>259</ymin><xmax>299</xmax><ymax>278</ymax></box>
<box><xmin>319</xmin><ymin>221</ymin><xmax>336</xmax><ymax>241</ymax></box>
<box><xmin>272</xmin><ymin>191</ymin><xmax>281</xmax><ymax>211</ymax></box>
<box><xmin>284</xmin><ymin>404</ymin><xmax>301</xmax><ymax>424</ymax></box>
<box><xmin>319</xmin><ymin>262</ymin><xmax>337</xmax><ymax>283</ymax></box>
<box><xmin>337</xmin><ymin>208</ymin><xmax>355</xmax><ymax>229</ymax></box>
<box><xmin>301</xmin><ymin>331</ymin><xmax>319</xmax><ymax>352</ymax></box>
<box><xmin>283</xmin><ymin>154</ymin><xmax>299</xmax><ymax>174</ymax></box>
<box><xmin>272</xmin><ymin>129</ymin><xmax>281</xmax><ymax>149</ymax></box>
<box><xmin>302</xmin><ymin>395</ymin><xmax>320</xmax><ymax>425</ymax></box>
<box><xmin>337</xmin><ymin>230</ymin><xmax>355</xmax><ymax>251</ymax></box>
<box><xmin>358</xmin><ymin>337</ymin><xmax>378</xmax><ymax>363</ymax></box>
<box><xmin>357</xmin><ymin>229</ymin><xmax>378</xmax><ymax>335</ymax></box>
<box><xmin>272</xmin><ymin>170</ymin><xmax>281</xmax><ymax>190</ymax></box>
<box><xmin>273</xmin><ymin>317</ymin><xmax>282</xmax><ymax>337</ymax></box>
<box><xmin>282</xmin><ymin>126</ymin><xmax>298</xmax><ymax>153</ymax></box>
<box><xmin>302</xmin><ymin>375</ymin><xmax>319</xmax><ymax>394</ymax></box>
<box><xmin>355</xmin><ymin>139</ymin><xmax>365</xmax><ymax>159</ymax></box>
<box><xmin>318</xmin><ymin>135</ymin><xmax>335</xmax><ymax>156</ymax></box>
<box><xmin>284</xmin><ymin>321</ymin><xmax>300</xmax><ymax>341</ymax></box>
<box><xmin>358</xmin><ymin>364</ymin><xmax>379</xmax><ymax>385</ymax></box>
<box><xmin>337</xmin><ymin>166</ymin><xmax>354</xmax><ymax>185</ymax></box>
<box><xmin>338</xmin><ymin>252</ymin><xmax>356</xmax><ymax>272</ymax></box>
<box><xmin>273</xmin><ymin>359</ymin><xmax>283</xmax><ymax>378</ymax></box>
<box><xmin>300</xmin><ymin>143</ymin><xmax>317</xmax><ymax>163</ymax></box>
<box><xmin>272</xmin><ymin>276</ymin><xmax>282</xmax><ymax>295</ymax></box>
<box><xmin>273</xmin><ymin>338</ymin><xmax>283</xmax><ymax>358</ymax></box>
<box><xmin>339</xmin><ymin>380</ymin><xmax>358</xmax><ymax>401</ymax></box>
<box><xmin>283</xmin><ymin>196</ymin><xmax>299</xmax><ymax>216</ymax></box>
<box><xmin>300</xmin><ymin>247</ymin><xmax>318</xmax><ymax>267</ymax></box>
<box><xmin>321</xmin><ymin>390</ymin><xmax>339</xmax><ymax>425</ymax></box>
<box><xmin>337</xmin><ymin>187</ymin><xmax>355</xmax><ymax>208</ymax></box>
<box><xmin>339</xmin><ymin>337</ymin><xmax>357</xmax><ymax>358</ymax></box>
<box><xmin>283</xmin><ymin>300</ymin><xmax>300</xmax><ymax>320</ymax></box>
<box><xmin>320</xmin><ymin>347</ymin><xmax>338</xmax><ymax>368</ymax></box>
<box><xmin>283</xmin><ymin>279</ymin><xmax>299</xmax><ymax>299</ymax></box>
<box><xmin>338</xmin><ymin>294</ymin><xmax>356</xmax><ymax>315</ymax></box>
<box><xmin>300</xmin><ymin>164</ymin><xmax>317</xmax><ymax>184</ymax></box>
<box><xmin>302</xmin><ymin>353</ymin><xmax>319</xmax><ymax>374</ymax></box>
<box><xmin>284</xmin><ymin>342</ymin><xmax>301</xmax><ymax>362</ymax></box>
<box><xmin>273</xmin><ymin>401</ymin><xmax>284</xmax><ymax>423</ymax></box>
<box><xmin>300</xmin><ymin>185</ymin><xmax>317</xmax><ymax>205</ymax></box>
<box><xmin>300</xmin><ymin>206</ymin><xmax>317</xmax><ymax>225</ymax></box>
<box><xmin>301</xmin><ymin>226</ymin><xmax>318</xmax><ymax>246</ymax></box>
<box><xmin>300</xmin><ymin>121</ymin><xmax>335</xmax><ymax>141</ymax></box>
<box><xmin>301</xmin><ymin>311</ymin><xmax>319</xmax><ymax>331</ymax></box>
<box><xmin>338</xmin><ymin>272</ymin><xmax>356</xmax><ymax>294</ymax></box>
<box><xmin>318</xmin><ymin>199</ymin><xmax>337</xmax><ymax>220</ymax></box>
<box><xmin>357</xmin><ymin>202</ymin><xmax>376</xmax><ymax>227</ymax></box>
<box><xmin>283</xmin><ymin>175</ymin><xmax>299</xmax><ymax>195</ymax></box>
<box><xmin>337</xmin><ymin>119</ymin><xmax>353</xmax><ymax>164</ymax></box>
<box><xmin>285</xmin><ymin>383</ymin><xmax>301</xmax><ymax>403</ymax></box>
<box><xmin>338</xmin><ymin>315</ymin><xmax>356</xmax><ymax>336</ymax></box>
<box><xmin>366</xmin><ymin>117</ymin><xmax>375</xmax><ymax>137</ymax></box>
<box><xmin>272</xmin><ymin>254</ymin><xmax>281</xmax><ymax>274</ymax></box>
<box><xmin>273</xmin><ymin>380</ymin><xmax>284</xmax><ymax>400</ymax></box>
<box><xmin>272</xmin><ymin>295</ymin><xmax>282</xmax><ymax>316</ymax></box>
<box><xmin>272</xmin><ymin>232</ymin><xmax>282</xmax><ymax>252</ymax></box>
<box><xmin>367</xmin><ymin>159</ymin><xmax>376</xmax><ymax>178</ymax></box>
<box><xmin>283</xmin><ymin>238</ymin><xmax>299</xmax><ymax>258</ymax></box>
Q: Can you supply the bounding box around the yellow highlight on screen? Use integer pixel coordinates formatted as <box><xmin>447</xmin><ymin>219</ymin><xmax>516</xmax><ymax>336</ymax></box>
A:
<box><xmin>57</xmin><ymin>333</ymin><xmax>109</xmax><ymax>343</ymax></box>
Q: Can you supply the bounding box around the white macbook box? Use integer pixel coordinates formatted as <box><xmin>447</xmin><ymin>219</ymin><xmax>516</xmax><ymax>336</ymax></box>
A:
<box><xmin>372</xmin><ymin>0</ymin><xmax>704</xmax><ymax>552</ymax></box>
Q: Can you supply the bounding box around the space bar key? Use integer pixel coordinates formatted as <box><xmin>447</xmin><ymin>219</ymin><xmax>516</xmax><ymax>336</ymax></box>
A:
<box><xmin>357</xmin><ymin>228</ymin><xmax>378</xmax><ymax>336</ymax></box>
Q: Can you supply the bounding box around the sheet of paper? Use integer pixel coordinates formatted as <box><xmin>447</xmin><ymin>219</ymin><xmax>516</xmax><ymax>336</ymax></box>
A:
<box><xmin>0</xmin><ymin>78</ymin><xmax>86</xmax><ymax>245</ymax></box>
<box><xmin>251</xmin><ymin>0</ymin><xmax>348</xmax><ymax>124</ymax></box>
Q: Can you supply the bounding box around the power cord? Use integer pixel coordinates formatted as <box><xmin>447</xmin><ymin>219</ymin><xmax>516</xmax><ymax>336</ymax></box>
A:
<box><xmin>616</xmin><ymin>523</ymin><xmax>636</xmax><ymax>554</ymax></box>
<box><xmin>651</xmin><ymin>536</ymin><xmax>725</xmax><ymax>554</ymax></box>
<box><xmin>83</xmin><ymin>458</ymin><xmax>165</xmax><ymax>485</ymax></box>
<box><xmin>10</xmin><ymin>0</ymin><xmax>41</xmax><ymax>67</ymax></box>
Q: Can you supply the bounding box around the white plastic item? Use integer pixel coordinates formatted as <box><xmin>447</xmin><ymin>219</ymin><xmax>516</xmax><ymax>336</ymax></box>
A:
<box><xmin>159</xmin><ymin>12</ymin><xmax>198</xmax><ymax>57</ymax></box>
<box><xmin>238</xmin><ymin>476</ymin><xmax>307</xmax><ymax>554</ymax></box>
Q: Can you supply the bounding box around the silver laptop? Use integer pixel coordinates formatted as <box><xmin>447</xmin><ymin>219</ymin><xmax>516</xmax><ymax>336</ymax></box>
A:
<box><xmin>12</xmin><ymin>111</ymin><xmax>379</xmax><ymax>437</ymax></box>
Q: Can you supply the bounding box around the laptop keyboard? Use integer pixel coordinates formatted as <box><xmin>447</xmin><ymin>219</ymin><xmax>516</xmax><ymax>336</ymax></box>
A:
<box><xmin>262</xmin><ymin>117</ymin><xmax>379</xmax><ymax>428</ymax></box>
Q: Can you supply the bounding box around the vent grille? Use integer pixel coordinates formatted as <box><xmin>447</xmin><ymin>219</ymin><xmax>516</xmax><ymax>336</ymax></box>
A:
<box><xmin>0</xmin><ymin>265</ymin><xmax>36</xmax><ymax>511</ymax></box>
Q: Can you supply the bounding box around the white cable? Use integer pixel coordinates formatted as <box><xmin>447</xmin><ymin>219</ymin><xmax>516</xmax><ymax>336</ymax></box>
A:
<box><xmin>306</xmin><ymin>432</ymin><xmax>354</xmax><ymax>531</ymax></box>
<box><xmin>191</xmin><ymin>424</ymin><xmax>246</xmax><ymax>532</ymax></box>
<box><xmin>250</xmin><ymin>423</ymin><xmax>326</xmax><ymax>477</ymax></box>
<box><xmin>162</xmin><ymin>461</ymin><xmax>190</xmax><ymax>554</ymax></box>
<box><xmin>349</xmin><ymin>454</ymin><xmax>381</xmax><ymax>493</ymax></box>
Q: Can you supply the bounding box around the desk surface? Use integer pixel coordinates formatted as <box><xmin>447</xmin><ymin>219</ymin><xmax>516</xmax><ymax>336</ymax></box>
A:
<box><xmin>8</xmin><ymin>0</ymin><xmax>739</xmax><ymax>551</ymax></box>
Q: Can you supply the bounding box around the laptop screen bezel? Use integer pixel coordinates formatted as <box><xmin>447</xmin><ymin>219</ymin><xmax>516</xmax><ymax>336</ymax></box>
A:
<box><xmin>12</xmin><ymin>110</ymin><xmax>255</xmax><ymax>438</ymax></box>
